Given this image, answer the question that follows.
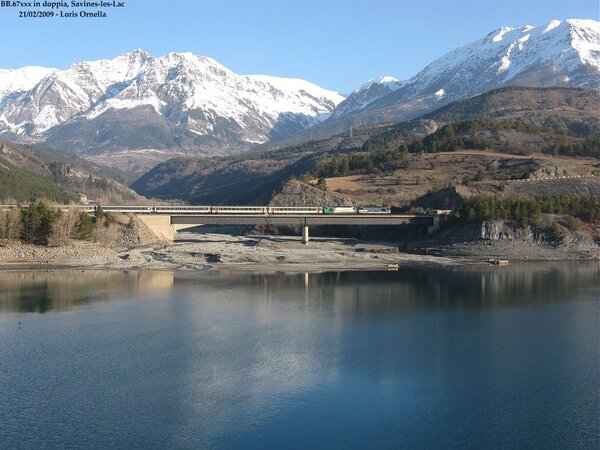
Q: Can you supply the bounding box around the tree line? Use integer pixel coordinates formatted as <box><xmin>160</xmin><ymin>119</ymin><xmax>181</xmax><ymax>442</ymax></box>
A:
<box><xmin>313</xmin><ymin>147</ymin><xmax>409</xmax><ymax>178</ymax></box>
<box><xmin>362</xmin><ymin>118</ymin><xmax>559</xmax><ymax>154</ymax></box>
<box><xmin>0</xmin><ymin>201</ymin><xmax>116</xmax><ymax>246</ymax></box>
<box><xmin>462</xmin><ymin>194</ymin><xmax>600</xmax><ymax>226</ymax></box>
<box><xmin>545</xmin><ymin>136</ymin><xmax>600</xmax><ymax>158</ymax></box>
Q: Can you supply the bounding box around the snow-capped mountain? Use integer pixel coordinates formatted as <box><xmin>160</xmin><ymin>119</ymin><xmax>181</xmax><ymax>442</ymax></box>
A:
<box><xmin>329</xmin><ymin>76</ymin><xmax>403</xmax><ymax>119</ymax></box>
<box><xmin>328</xmin><ymin>18</ymin><xmax>600</xmax><ymax>124</ymax></box>
<box><xmin>1</xmin><ymin>19</ymin><xmax>597</xmax><ymax>155</ymax></box>
<box><xmin>0</xmin><ymin>66</ymin><xmax>56</xmax><ymax>108</ymax></box>
<box><xmin>0</xmin><ymin>50</ymin><xmax>344</xmax><ymax>153</ymax></box>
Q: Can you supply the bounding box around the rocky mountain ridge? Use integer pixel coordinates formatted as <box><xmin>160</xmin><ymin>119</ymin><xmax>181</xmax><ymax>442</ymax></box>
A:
<box><xmin>0</xmin><ymin>19</ymin><xmax>597</xmax><ymax>159</ymax></box>
<box><xmin>303</xmin><ymin>19</ymin><xmax>600</xmax><ymax>142</ymax></box>
<box><xmin>0</xmin><ymin>50</ymin><xmax>343</xmax><ymax>154</ymax></box>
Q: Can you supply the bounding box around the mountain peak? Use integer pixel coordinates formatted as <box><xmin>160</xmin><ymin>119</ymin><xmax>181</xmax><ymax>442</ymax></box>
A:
<box><xmin>0</xmin><ymin>50</ymin><xmax>344</xmax><ymax>152</ymax></box>
<box><xmin>566</xmin><ymin>18</ymin><xmax>600</xmax><ymax>29</ymax></box>
<box><xmin>372</xmin><ymin>75</ymin><xmax>400</xmax><ymax>84</ymax></box>
<box><xmin>0</xmin><ymin>66</ymin><xmax>56</xmax><ymax>106</ymax></box>
<box><xmin>328</xmin><ymin>76</ymin><xmax>402</xmax><ymax>119</ymax></box>
<box><xmin>124</xmin><ymin>48</ymin><xmax>153</xmax><ymax>59</ymax></box>
<box><xmin>491</xmin><ymin>26</ymin><xmax>516</xmax><ymax>42</ymax></box>
<box><xmin>326</xmin><ymin>18</ymin><xmax>599</xmax><ymax>127</ymax></box>
<box><xmin>355</xmin><ymin>76</ymin><xmax>401</xmax><ymax>92</ymax></box>
<box><xmin>543</xmin><ymin>19</ymin><xmax>563</xmax><ymax>33</ymax></box>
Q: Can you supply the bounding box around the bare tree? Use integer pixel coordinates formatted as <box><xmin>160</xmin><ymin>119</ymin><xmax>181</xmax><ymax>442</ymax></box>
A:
<box><xmin>48</xmin><ymin>208</ymin><xmax>80</xmax><ymax>247</ymax></box>
<box><xmin>0</xmin><ymin>208</ymin><xmax>22</xmax><ymax>246</ymax></box>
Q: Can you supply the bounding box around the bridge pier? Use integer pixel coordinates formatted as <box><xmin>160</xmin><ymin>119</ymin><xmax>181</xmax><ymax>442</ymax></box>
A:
<box><xmin>302</xmin><ymin>225</ymin><xmax>309</xmax><ymax>245</ymax></box>
<box><xmin>427</xmin><ymin>216</ymin><xmax>441</xmax><ymax>235</ymax></box>
<box><xmin>137</xmin><ymin>214</ymin><xmax>175</xmax><ymax>241</ymax></box>
<box><xmin>137</xmin><ymin>214</ymin><xmax>199</xmax><ymax>242</ymax></box>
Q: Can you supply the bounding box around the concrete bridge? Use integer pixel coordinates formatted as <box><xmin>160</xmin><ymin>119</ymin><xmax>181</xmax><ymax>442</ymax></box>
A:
<box><xmin>0</xmin><ymin>204</ymin><xmax>445</xmax><ymax>243</ymax></box>
<box><xmin>137</xmin><ymin>213</ymin><xmax>442</xmax><ymax>242</ymax></box>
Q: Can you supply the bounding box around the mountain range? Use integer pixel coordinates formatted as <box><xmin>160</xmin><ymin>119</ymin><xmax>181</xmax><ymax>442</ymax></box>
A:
<box><xmin>335</xmin><ymin>19</ymin><xmax>599</xmax><ymax>118</ymax></box>
<box><xmin>290</xmin><ymin>18</ymin><xmax>600</xmax><ymax>144</ymax></box>
<box><xmin>0</xmin><ymin>51</ymin><xmax>343</xmax><ymax>155</ymax></box>
<box><xmin>0</xmin><ymin>18</ymin><xmax>597</xmax><ymax>159</ymax></box>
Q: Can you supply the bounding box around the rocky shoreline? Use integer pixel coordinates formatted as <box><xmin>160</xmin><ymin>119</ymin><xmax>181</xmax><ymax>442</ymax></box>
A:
<box><xmin>405</xmin><ymin>219</ymin><xmax>600</xmax><ymax>261</ymax></box>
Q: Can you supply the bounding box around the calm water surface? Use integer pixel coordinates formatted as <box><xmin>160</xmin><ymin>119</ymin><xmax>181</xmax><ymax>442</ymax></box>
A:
<box><xmin>0</xmin><ymin>263</ymin><xmax>598</xmax><ymax>449</ymax></box>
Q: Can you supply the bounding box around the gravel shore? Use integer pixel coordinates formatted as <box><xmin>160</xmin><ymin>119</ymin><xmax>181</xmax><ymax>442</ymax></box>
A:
<box><xmin>1</xmin><ymin>223</ymin><xmax>597</xmax><ymax>273</ymax></box>
<box><xmin>0</xmin><ymin>243</ymin><xmax>122</xmax><ymax>268</ymax></box>
<box><xmin>0</xmin><ymin>232</ymin><xmax>473</xmax><ymax>272</ymax></box>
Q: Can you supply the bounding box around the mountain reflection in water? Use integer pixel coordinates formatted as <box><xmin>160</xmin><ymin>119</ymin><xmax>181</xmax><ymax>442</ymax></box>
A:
<box><xmin>0</xmin><ymin>262</ymin><xmax>597</xmax><ymax>315</ymax></box>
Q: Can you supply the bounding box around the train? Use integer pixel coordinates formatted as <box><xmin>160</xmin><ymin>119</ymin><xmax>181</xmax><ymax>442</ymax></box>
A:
<box><xmin>0</xmin><ymin>205</ymin><xmax>392</xmax><ymax>215</ymax></box>
<box><xmin>102</xmin><ymin>205</ymin><xmax>392</xmax><ymax>215</ymax></box>
<box><xmin>122</xmin><ymin>206</ymin><xmax>392</xmax><ymax>215</ymax></box>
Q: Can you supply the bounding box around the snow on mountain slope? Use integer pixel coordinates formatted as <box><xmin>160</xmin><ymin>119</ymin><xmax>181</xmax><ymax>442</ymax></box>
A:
<box><xmin>329</xmin><ymin>19</ymin><xmax>599</xmax><ymax>124</ymax></box>
<box><xmin>329</xmin><ymin>76</ymin><xmax>403</xmax><ymax>119</ymax></box>
<box><xmin>396</xmin><ymin>18</ymin><xmax>599</xmax><ymax>96</ymax></box>
<box><xmin>2</xmin><ymin>18</ymin><xmax>597</xmax><ymax>153</ymax></box>
<box><xmin>0</xmin><ymin>50</ymin><xmax>344</xmax><ymax>152</ymax></box>
<box><xmin>0</xmin><ymin>66</ymin><xmax>55</xmax><ymax>105</ymax></box>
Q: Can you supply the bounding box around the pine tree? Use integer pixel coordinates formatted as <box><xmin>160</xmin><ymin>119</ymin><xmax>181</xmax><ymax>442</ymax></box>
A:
<box><xmin>76</xmin><ymin>212</ymin><xmax>94</xmax><ymax>240</ymax></box>
<box><xmin>20</xmin><ymin>201</ymin><xmax>58</xmax><ymax>245</ymax></box>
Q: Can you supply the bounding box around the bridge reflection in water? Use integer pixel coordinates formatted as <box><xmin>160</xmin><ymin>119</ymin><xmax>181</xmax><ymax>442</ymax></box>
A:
<box><xmin>1</xmin><ymin>262</ymin><xmax>597</xmax><ymax>315</ymax></box>
<box><xmin>0</xmin><ymin>263</ymin><xmax>597</xmax><ymax>449</ymax></box>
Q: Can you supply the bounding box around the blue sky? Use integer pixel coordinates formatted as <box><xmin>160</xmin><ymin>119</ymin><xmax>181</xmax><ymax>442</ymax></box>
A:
<box><xmin>0</xmin><ymin>0</ymin><xmax>597</xmax><ymax>93</ymax></box>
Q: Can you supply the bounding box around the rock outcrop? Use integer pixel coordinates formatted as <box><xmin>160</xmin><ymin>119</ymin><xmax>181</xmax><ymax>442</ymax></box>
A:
<box><xmin>269</xmin><ymin>180</ymin><xmax>356</xmax><ymax>207</ymax></box>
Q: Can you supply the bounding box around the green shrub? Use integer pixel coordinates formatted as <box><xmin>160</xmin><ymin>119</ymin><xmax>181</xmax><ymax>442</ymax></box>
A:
<box><xmin>316</xmin><ymin>178</ymin><xmax>327</xmax><ymax>191</ymax></box>
<box><xmin>564</xmin><ymin>216</ymin><xmax>580</xmax><ymax>231</ymax></box>
<box><xmin>94</xmin><ymin>205</ymin><xmax>117</xmax><ymax>227</ymax></box>
<box><xmin>473</xmin><ymin>169</ymin><xmax>485</xmax><ymax>181</ymax></box>
<box><xmin>76</xmin><ymin>212</ymin><xmax>95</xmax><ymax>239</ymax></box>
<box><xmin>102</xmin><ymin>212</ymin><xmax>116</xmax><ymax>227</ymax></box>
<box><xmin>549</xmin><ymin>221</ymin><xmax>565</xmax><ymax>239</ymax></box>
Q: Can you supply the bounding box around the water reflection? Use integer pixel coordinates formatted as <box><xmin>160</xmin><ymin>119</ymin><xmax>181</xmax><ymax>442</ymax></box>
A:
<box><xmin>185</xmin><ymin>262</ymin><xmax>600</xmax><ymax>315</ymax></box>
<box><xmin>0</xmin><ymin>263</ymin><xmax>597</xmax><ymax>448</ymax></box>
<box><xmin>0</xmin><ymin>262</ymin><xmax>598</xmax><ymax>315</ymax></box>
<box><xmin>0</xmin><ymin>270</ymin><xmax>174</xmax><ymax>313</ymax></box>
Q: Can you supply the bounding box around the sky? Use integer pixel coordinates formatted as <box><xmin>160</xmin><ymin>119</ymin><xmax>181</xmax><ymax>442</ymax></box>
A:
<box><xmin>0</xmin><ymin>0</ymin><xmax>597</xmax><ymax>93</ymax></box>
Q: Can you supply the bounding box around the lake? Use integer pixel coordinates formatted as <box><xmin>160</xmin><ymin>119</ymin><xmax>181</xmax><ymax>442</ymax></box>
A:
<box><xmin>0</xmin><ymin>263</ymin><xmax>598</xmax><ymax>449</ymax></box>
